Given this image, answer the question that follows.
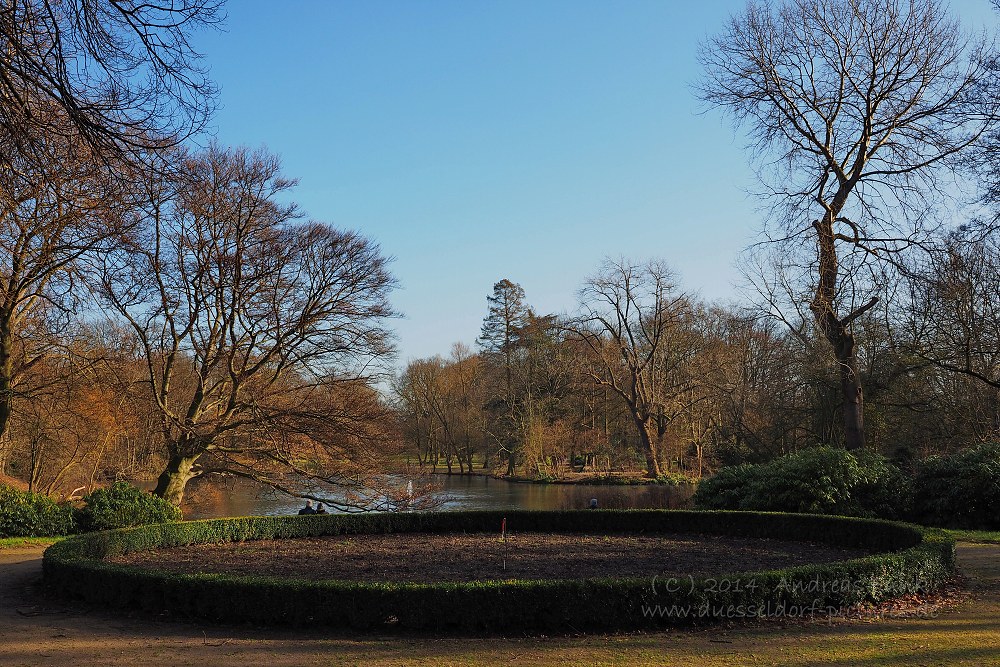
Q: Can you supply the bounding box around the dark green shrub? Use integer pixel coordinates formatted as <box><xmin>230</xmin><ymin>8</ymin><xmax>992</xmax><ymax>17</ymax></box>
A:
<box><xmin>692</xmin><ymin>464</ymin><xmax>760</xmax><ymax>509</ymax></box>
<box><xmin>694</xmin><ymin>447</ymin><xmax>909</xmax><ymax>519</ymax></box>
<box><xmin>0</xmin><ymin>485</ymin><xmax>75</xmax><ymax>537</ymax></box>
<box><xmin>77</xmin><ymin>482</ymin><xmax>182</xmax><ymax>532</ymax></box>
<box><xmin>43</xmin><ymin>510</ymin><xmax>954</xmax><ymax>632</ymax></box>
<box><xmin>851</xmin><ymin>450</ymin><xmax>912</xmax><ymax>520</ymax></box>
<box><xmin>911</xmin><ymin>443</ymin><xmax>1000</xmax><ymax>530</ymax></box>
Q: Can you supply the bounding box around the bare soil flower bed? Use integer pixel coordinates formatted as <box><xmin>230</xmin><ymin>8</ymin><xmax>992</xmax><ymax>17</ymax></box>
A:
<box><xmin>108</xmin><ymin>532</ymin><xmax>870</xmax><ymax>582</ymax></box>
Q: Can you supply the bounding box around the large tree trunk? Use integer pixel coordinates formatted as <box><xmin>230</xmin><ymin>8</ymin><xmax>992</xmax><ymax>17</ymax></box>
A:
<box><xmin>836</xmin><ymin>332</ymin><xmax>866</xmax><ymax>451</ymax></box>
<box><xmin>815</xmin><ymin>307</ymin><xmax>868</xmax><ymax>451</ymax></box>
<box><xmin>153</xmin><ymin>454</ymin><xmax>201</xmax><ymax>506</ymax></box>
<box><xmin>811</xmin><ymin>207</ymin><xmax>869</xmax><ymax>452</ymax></box>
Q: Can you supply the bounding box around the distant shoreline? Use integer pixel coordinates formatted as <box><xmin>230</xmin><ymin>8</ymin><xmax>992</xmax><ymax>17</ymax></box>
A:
<box><xmin>423</xmin><ymin>469</ymin><xmax>697</xmax><ymax>487</ymax></box>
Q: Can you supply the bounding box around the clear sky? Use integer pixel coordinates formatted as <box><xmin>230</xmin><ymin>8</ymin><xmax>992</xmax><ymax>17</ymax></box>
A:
<box><xmin>193</xmin><ymin>0</ymin><xmax>999</xmax><ymax>367</ymax></box>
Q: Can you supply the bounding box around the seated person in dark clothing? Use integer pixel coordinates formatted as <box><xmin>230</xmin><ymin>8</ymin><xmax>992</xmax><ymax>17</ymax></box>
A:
<box><xmin>298</xmin><ymin>500</ymin><xmax>316</xmax><ymax>515</ymax></box>
<box><xmin>315</xmin><ymin>503</ymin><xmax>327</xmax><ymax>514</ymax></box>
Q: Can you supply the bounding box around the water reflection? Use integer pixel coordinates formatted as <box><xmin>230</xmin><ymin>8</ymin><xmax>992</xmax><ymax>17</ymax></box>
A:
<box><xmin>181</xmin><ymin>474</ymin><xmax>695</xmax><ymax>519</ymax></box>
<box><xmin>436</xmin><ymin>475</ymin><xmax>694</xmax><ymax>512</ymax></box>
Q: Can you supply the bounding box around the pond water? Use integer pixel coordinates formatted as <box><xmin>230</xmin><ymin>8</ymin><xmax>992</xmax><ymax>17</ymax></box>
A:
<box><xmin>181</xmin><ymin>474</ymin><xmax>695</xmax><ymax>519</ymax></box>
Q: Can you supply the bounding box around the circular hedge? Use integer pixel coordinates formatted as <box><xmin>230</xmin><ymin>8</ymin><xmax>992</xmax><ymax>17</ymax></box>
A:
<box><xmin>42</xmin><ymin>510</ymin><xmax>955</xmax><ymax>632</ymax></box>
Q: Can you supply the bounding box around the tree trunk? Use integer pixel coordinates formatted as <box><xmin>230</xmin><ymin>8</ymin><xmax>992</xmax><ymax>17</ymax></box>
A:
<box><xmin>811</xmin><ymin>206</ymin><xmax>868</xmax><ymax>452</ymax></box>
<box><xmin>636</xmin><ymin>416</ymin><xmax>662</xmax><ymax>478</ymax></box>
<box><xmin>153</xmin><ymin>454</ymin><xmax>201</xmax><ymax>506</ymax></box>
<box><xmin>0</xmin><ymin>431</ymin><xmax>9</xmax><ymax>477</ymax></box>
<box><xmin>0</xmin><ymin>324</ymin><xmax>14</xmax><ymax>444</ymax></box>
<box><xmin>836</xmin><ymin>333</ymin><xmax>866</xmax><ymax>451</ymax></box>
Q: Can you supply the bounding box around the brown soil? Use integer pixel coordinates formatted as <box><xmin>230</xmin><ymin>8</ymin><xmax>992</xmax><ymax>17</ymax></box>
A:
<box><xmin>109</xmin><ymin>532</ymin><xmax>868</xmax><ymax>582</ymax></box>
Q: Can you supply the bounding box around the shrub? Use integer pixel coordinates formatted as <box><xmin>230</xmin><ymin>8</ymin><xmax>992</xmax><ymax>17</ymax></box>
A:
<box><xmin>691</xmin><ymin>464</ymin><xmax>760</xmax><ymax>509</ymax></box>
<box><xmin>693</xmin><ymin>447</ymin><xmax>909</xmax><ymax>519</ymax></box>
<box><xmin>653</xmin><ymin>471</ymin><xmax>698</xmax><ymax>486</ymax></box>
<box><xmin>911</xmin><ymin>443</ymin><xmax>1000</xmax><ymax>530</ymax></box>
<box><xmin>77</xmin><ymin>482</ymin><xmax>182</xmax><ymax>532</ymax></box>
<box><xmin>851</xmin><ymin>450</ymin><xmax>912</xmax><ymax>520</ymax></box>
<box><xmin>0</xmin><ymin>485</ymin><xmax>75</xmax><ymax>537</ymax></box>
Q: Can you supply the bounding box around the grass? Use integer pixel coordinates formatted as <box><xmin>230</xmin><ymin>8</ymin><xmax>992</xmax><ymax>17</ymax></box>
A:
<box><xmin>0</xmin><ymin>536</ymin><xmax>63</xmax><ymax>550</ymax></box>
<box><xmin>304</xmin><ymin>616</ymin><xmax>1000</xmax><ymax>666</ymax></box>
<box><xmin>946</xmin><ymin>529</ymin><xmax>1000</xmax><ymax>544</ymax></box>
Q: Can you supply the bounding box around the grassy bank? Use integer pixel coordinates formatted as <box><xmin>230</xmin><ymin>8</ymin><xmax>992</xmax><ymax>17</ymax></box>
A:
<box><xmin>946</xmin><ymin>529</ymin><xmax>1000</xmax><ymax>544</ymax></box>
<box><xmin>0</xmin><ymin>536</ymin><xmax>62</xmax><ymax>550</ymax></box>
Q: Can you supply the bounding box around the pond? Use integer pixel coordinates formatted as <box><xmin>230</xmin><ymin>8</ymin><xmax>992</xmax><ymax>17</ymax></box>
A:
<box><xmin>181</xmin><ymin>474</ymin><xmax>695</xmax><ymax>519</ymax></box>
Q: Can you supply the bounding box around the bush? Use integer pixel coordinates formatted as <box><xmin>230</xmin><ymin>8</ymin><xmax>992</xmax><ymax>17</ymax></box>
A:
<box><xmin>911</xmin><ymin>443</ymin><xmax>1000</xmax><ymax>530</ymax></box>
<box><xmin>0</xmin><ymin>485</ymin><xmax>75</xmax><ymax>537</ymax></box>
<box><xmin>43</xmin><ymin>510</ymin><xmax>954</xmax><ymax>632</ymax></box>
<box><xmin>850</xmin><ymin>450</ymin><xmax>913</xmax><ymax>521</ymax></box>
<box><xmin>76</xmin><ymin>482</ymin><xmax>182</xmax><ymax>532</ymax></box>
<box><xmin>691</xmin><ymin>464</ymin><xmax>760</xmax><ymax>510</ymax></box>
<box><xmin>693</xmin><ymin>447</ymin><xmax>910</xmax><ymax>519</ymax></box>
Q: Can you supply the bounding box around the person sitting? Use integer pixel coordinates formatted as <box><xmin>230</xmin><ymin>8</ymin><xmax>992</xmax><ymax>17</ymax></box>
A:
<box><xmin>298</xmin><ymin>500</ymin><xmax>316</xmax><ymax>515</ymax></box>
<box><xmin>315</xmin><ymin>503</ymin><xmax>327</xmax><ymax>514</ymax></box>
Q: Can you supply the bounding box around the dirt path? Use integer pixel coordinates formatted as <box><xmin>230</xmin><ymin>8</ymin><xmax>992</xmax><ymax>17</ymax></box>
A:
<box><xmin>1</xmin><ymin>544</ymin><xmax>998</xmax><ymax>666</ymax></box>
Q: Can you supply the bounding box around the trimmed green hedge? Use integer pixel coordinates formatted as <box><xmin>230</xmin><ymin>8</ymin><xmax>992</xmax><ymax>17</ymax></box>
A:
<box><xmin>43</xmin><ymin>510</ymin><xmax>954</xmax><ymax>633</ymax></box>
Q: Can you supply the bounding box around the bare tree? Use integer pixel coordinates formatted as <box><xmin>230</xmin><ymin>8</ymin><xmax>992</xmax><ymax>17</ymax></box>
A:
<box><xmin>0</xmin><ymin>0</ymin><xmax>220</xmax><ymax>161</ymax></box>
<box><xmin>700</xmin><ymin>0</ymin><xmax>1000</xmax><ymax>449</ymax></box>
<box><xmin>0</xmin><ymin>112</ymin><xmax>131</xmax><ymax>464</ymax></box>
<box><xmin>565</xmin><ymin>258</ymin><xmax>700</xmax><ymax>478</ymax></box>
<box><xmin>98</xmin><ymin>145</ymin><xmax>398</xmax><ymax>506</ymax></box>
<box><xmin>394</xmin><ymin>345</ymin><xmax>485</xmax><ymax>475</ymax></box>
<box><xmin>903</xmin><ymin>232</ymin><xmax>1000</xmax><ymax>390</ymax></box>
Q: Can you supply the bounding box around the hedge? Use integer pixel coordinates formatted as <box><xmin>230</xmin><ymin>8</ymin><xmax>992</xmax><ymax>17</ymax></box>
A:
<box><xmin>43</xmin><ymin>510</ymin><xmax>955</xmax><ymax>633</ymax></box>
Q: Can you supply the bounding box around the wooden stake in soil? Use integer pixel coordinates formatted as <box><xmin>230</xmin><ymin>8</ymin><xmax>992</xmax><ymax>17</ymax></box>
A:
<box><xmin>501</xmin><ymin>516</ymin><xmax>507</xmax><ymax>572</ymax></box>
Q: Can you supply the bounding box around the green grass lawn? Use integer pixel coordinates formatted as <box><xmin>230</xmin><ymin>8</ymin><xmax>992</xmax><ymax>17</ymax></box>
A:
<box><xmin>0</xmin><ymin>536</ymin><xmax>63</xmax><ymax>550</ymax></box>
<box><xmin>946</xmin><ymin>529</ymin><xmax>1000</xmax><ymax>544</ymax></box>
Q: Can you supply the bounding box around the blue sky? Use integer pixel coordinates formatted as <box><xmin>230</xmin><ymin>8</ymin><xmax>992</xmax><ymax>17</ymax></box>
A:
<box><xmin>195</xmin><ymin>0</ymin><xmax>999</xmax><ymax>366</ymax></box>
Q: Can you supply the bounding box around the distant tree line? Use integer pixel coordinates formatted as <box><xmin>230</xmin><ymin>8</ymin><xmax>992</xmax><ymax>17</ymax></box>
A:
<box><xmin>396</xmin><ymin>246</ymin><xmax>1000</xmax><ymax>479</ymax></box>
